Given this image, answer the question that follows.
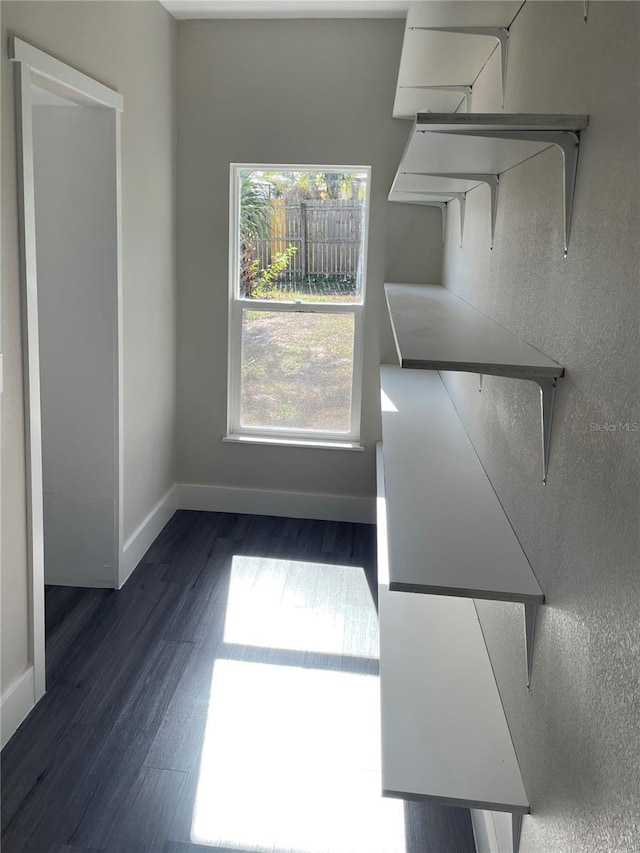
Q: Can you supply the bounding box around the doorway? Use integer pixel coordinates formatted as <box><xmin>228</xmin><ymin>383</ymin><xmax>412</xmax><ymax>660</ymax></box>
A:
<box><xmin>11</xmin><ymin>38</ymin><xmax>124</xmax><ymax>702</ymax></box>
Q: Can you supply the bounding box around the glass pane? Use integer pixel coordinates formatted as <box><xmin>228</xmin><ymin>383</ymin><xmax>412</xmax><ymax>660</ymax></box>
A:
<box><xmin>241</xmin><ymin>310</ymin><xmax>355</xmax><ymax>432</ymax></box>
<box><xmin>238</xmin><ymin>169</ymin><xmax>367</xmax><ymax>305</ymax></box>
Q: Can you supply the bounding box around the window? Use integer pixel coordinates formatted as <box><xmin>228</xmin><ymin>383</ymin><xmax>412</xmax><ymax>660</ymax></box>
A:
<box><xmin>227</xmin><ymin>165</ymin><xmax>370</xmax><ymax>448</ymax></box>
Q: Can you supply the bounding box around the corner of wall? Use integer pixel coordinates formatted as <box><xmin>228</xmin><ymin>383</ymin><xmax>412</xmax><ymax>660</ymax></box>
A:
<box><xmin>120</xmin><ymin>484</ymin><xmax>177</xmax><ymax>588</ymax></box>
<box><xmin>1</xmin><ymin>667</ymin><xmax>36</xmax><ymax>750</ymax></box>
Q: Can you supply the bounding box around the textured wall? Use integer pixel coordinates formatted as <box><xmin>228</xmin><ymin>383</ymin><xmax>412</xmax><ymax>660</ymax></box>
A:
<box><xmin>1</xmin><ymin>1</ymin><xmax>177</xmax><ymax>691</ymax></box>
<box><xmin>175</xmin><ymin>18</ymin><xmax>442</xmax><ymax>500</ymax></box>
<box><xmin>438</xmin><ymin>3</ymin><xmax>639</xmax><ymax>851</ymax></box>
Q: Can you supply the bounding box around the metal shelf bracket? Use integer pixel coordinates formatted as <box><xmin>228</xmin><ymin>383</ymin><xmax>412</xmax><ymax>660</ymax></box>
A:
<box><xmin>404</xmin><ymin>190</ymin><xmax>466</xmax><ymax>246</ymax></box>
<box><xmin>410</xmin><ymin>26</ymin><xmax>510</xmax><ymax>106</ymax></box>
<box><xmin>486</xmin><ymin>174</ymin><xmax>500</xmax><ymax>248</ymax></box>
<box><xmin>392</xmin><ymin>190</ymin><xmax>448</xmax><ymax>241</ymax></box>
<box><xmin>398</xmin><ymin>177</ymin><xmax>471</xmax><ymax>246</ymax></box>
<box><xmin>512</xmin><ymin>812</ymin><xmax>524</xmax><ymax>853</ymax></box>
<box><xmin>494</xmin><ymin>372</ymin><xmax>560</xmax><ymax>484</ymax></box>
<box><xmin>444</xmin><ymin>368</ymin><xmax>558</xmax><ymax>482</ymax></box>
<box><xmin>418</xmin><ymin>201</ymin><xmax>448</xmax><ymax>244</ymax></box>
<box><xmin>524</xmin><ymin>602</ymin><xmax>539</xmax><ymax>689</ymax></box>
<box><xmin>535</xmin><ymin>375</ymin><xmax>558</xmax><ymax>485</ymax></box>
<box><xmin>429</xmin><ymin>129</ymin><xmax>581</xmax><ymax>254</ymax></box>
<box><xmin>399</xmin><ymin>83</ymin><xmax>473</xmax><ymax>112</ymax></box>
<box><xmin>457</xmin><ymin>192</ymin><xmax>466</xmax><ymax>247</ymax></box>
<box><xmin>405</xmin><ymin>172</ymin><xmax>500</xmax><ymax>247</ymax></box>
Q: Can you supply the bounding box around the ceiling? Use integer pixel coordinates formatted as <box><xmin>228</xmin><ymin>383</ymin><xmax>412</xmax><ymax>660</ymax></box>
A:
<box><xmin>160</xmin><ymin>0</ymin><xmax>409</xmax><ymax>19</ymax></box>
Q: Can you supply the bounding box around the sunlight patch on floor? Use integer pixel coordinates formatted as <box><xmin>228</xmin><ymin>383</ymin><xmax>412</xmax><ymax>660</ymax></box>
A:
<box><xmin>222</xmin><ymin>556</ymin><xmax>377</xmax><ymax>660</ymax></box>
<box><xmin>191</xmin><ymin>556</ymin><xmax>402</xmax><ymax>852</ymax></box>
<box><xmin>190</xmin><ymin>659</ymin><xmax>406</xmax><ymax>853</ymax></box>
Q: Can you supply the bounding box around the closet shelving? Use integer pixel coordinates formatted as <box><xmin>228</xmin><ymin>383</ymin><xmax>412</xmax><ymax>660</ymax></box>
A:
<box><xmin>378</xmin><ymin>6</ymin><xmax>589</xmax><ymax>850</ymax></box>
<box><xmin>393</xmin><ymin>1</ymin><xmax>521</xmax><ymax>118</ymax></box>
<box><xmin>385</xmin><ymin>282</ymin><xmax>564</xmax><ymax>484</ymax></box>
<box><xmin>377</xmin><ymin>583</ymin><xmax>530</xmax><ymax>853</ymax></box>
<box><xmin>377</xmin><ymin>366</ymin><xmax>539</xmax><ymax>853</ymax></box>
<box><xmin>378</xmin><ymin>363</ymin><xmax>538</xmax><ymax>847</ymax></box>
<box><xmin>389</xmin><ymin>112</ymin><xmax>589</xmax><ymax>254</ymax></box>
<box><xmin>379</xmin><ymin>360</ymin><xmax>544</xmax><ymax>646</ymax></box>
<box><xmin>389</xmin><ymin>170</ymin><xmax>496</xmax><ymax>246</ymax></box>
<box><xmin>377</xmin><ymin>435</ymin><xmax>530</xmax><ymax>852</ymax></box>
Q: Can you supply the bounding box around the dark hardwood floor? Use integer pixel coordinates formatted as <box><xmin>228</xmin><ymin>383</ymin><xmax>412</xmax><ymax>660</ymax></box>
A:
<box><xmin>1</xmin><ymin>510</ymin><xmax>476</xmax><ymax>853</ymax></box>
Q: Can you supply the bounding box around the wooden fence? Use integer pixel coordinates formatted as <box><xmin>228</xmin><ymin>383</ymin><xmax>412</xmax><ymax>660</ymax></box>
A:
<box><xmin>253</xmin><ymin>199</ymin><xmax>365</xmax><ymax>283</ymax></box>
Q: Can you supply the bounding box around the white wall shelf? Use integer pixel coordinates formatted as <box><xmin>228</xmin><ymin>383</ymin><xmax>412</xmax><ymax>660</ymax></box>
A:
<box><xmin>385</xmin><ymin>283</ymin><xmax>563</xmax><ymax>378</ymax></box>
<box><xmin>389</xmin><ymin>170</ymin><xmax>499</xmax><ymax>246</ymax></box>
<box><xmin>396</xmin><ymin>84</ymin><xmax>473</xmax><ymax>117</ymax></box>
<box><xmin>409</xmin><ymin>26</ymin><xmax>510</xmax><ymax>107</ymax></box>
<box><xmin>385</xmin><ymin>282</ymin><xmax>564</xmax><ymax>483</ymax></box>
<box><xmin>380</xmin><ymin>365</ymin><xmax>544</xmax><ymax>604</ymax></box>
<box><xmin>379</xmin><ymin>365</ymin><xmax>544</xmax><ymax>604</ymax></box>
<box><xmin>390</xmin><ymin>112</ymin><xmax>589</xmax><ymax>254</ymax></box>
<box><xmin>379</xmin><ymin>366</ymin><xmax>544</xmax><ymax>687</ymax></box>
<box><xmin>376</xmin><ymin>442</ymin><xmax>530</xmax><ymax>853</ymax></box>
<box><xmin>393</xmin><ymin>2</ymin><xmax>521</xmax><ymax>119</ymax></box>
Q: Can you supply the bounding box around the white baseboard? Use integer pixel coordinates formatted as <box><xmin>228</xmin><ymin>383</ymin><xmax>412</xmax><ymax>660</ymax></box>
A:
<box><xmin>117</xmin><ymin>480</ymin><xmax>373</xmax><ymax>589</ymax></box>
<box><xmin>120</xmin><ymin>484</ymin><xmax>177</xmax><ymax>587</ymax></box>
<box><xmin>175</xmin><ymin>482</ymin><xmax>375</xmax><ymax>524</ymax></box>
<box><xmin>471</xmin><ymin>809</ymin><xmax>501</xmax><ymax>853</ymax></box>
<box><xmin>1</xmin><ymin>666</ymin><xmax>36</xmax><ymax>750</ymax></box>
<box><xmin>41</xmin><ymin>574</ymin><xmax>118</xmax><ymax>589</ymax></box>
<box><xmin>1</xmin><ymin>486</ymin><xmax>368</xmax><ymax>749</ymax></box>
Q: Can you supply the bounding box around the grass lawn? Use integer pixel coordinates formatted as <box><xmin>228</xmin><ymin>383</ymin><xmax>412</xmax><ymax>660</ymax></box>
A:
<box><xmin>241</xmin><ymin>310</ymin><xmax>354</xmax><ymax>432</ymax></box>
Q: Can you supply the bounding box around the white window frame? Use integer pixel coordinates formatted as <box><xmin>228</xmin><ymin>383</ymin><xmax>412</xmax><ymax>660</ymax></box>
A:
<box><xmin>226</xmin><ymin>163</ymin><xmax>370</xmax><ymax>450</ymax></box>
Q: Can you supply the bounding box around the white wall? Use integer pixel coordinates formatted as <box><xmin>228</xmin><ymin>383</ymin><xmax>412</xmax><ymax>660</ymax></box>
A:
<box><xmin>1</xmin><ymin>1</ymin><xmax>177</xmax><ymax>696</ymax></box>
<box><xmin>33</xmin><ymin>104</ymin><xmax>119</xmax><ymax>587</ymax></box>
<box><xmin>176</xmin><ymin>18</ymin><xmax>442</xmax><ymax>507</ymax></box>
<box><xmin>437</xmin><ymin>3</ymin><xmax>639</xmax><ymax>851</ymax></box>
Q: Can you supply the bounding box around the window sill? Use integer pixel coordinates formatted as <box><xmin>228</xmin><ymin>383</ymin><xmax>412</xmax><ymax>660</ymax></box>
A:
<box><xmin>224</xmin><ymin>433</ymin><xmax>364</xmax><ymax>451</ymax></box>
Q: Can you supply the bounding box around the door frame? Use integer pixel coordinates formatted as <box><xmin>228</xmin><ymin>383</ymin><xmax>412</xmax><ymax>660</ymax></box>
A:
<box><xmin>10</xmin><ymin>37</ymin><xmax>124</xmax><ymax>702</ymax></box>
